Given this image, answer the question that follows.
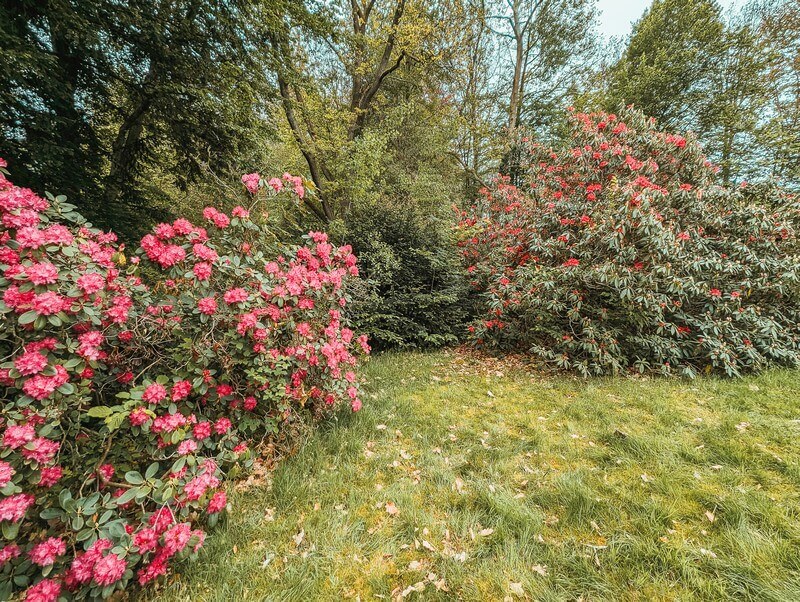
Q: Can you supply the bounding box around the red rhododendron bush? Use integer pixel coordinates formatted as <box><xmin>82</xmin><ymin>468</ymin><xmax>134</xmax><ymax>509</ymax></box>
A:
<box><xmin>459</xmin><ymin>107</ymin><xmax>800</xmax><ymax>377</ymax></box>
<box><xmin>0</xmin><ymin>161</ymin><xmax>368</xmax><ymax>600</ymax></box>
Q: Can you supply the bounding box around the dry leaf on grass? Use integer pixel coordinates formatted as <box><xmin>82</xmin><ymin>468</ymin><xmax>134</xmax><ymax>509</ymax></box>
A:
<box><xmin>509</xmin><ymin>582</ymin><xmax>525</xmax><ymax>596</ymax></box>
<box><xmin>385</xmin><ymin>501</ymin><xmax>400</xmax><ymax>516</ymax></box>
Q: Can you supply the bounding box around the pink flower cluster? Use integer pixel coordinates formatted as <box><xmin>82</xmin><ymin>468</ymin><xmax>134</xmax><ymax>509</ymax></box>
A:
<box><xmin>0</xmin><ymin>160</ymin><xmax>369</xmax><ymax>600</ymax></box>
<box><xmin>241</xmin><ymin>172</ymin><xmax>260</xmax><ymax>194</ymax></box>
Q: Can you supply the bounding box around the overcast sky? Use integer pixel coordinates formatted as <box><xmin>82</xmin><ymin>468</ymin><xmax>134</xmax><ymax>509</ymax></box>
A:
<box><xmin>595</xmin><ymin>0</ymin><xmax>740</xmax><ymax>40</ymax></box>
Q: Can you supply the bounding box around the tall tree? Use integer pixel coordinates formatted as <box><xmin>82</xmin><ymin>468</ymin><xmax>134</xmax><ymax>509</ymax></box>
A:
<box><xmin>757</xmin><ymin>0</ymin><xmax>800</xmax><ymax>187</ymax></box>
<box><xmin>608</xmin><ymin>0</ymin><xmax>725</xmax><ymax>136</ymax></box>
<box><xmin>704</xmin><ymin>3</ymin><xmax>776</xmax><ymax>184</ymax></box>
<box><xmin>274</xmin><ymin>0</ymin><xmax>458</xmax><ymax>222</ymax></box>
<box><xmin>0</xmin><ymin>0</ymin><xmax>321</xmax><ymax>237</ymax></box>
<box><xmin>486</xmin><ymin>0</ymin><xmax>597</xmax><ymax>134</ymax></box>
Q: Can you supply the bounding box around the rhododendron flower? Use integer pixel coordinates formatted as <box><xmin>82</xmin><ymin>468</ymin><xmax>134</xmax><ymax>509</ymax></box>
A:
<box><xmin>193</xmin><ymin>261</ymin><xmax>212</xmax><ymax>280</ymax></box>
<box><xmin>14</xmin><ymin>350</ymin><xmax>48</xmax><ymax>375</ymax></box>
<box><xmin>172</xmin><ymin>217</ymin><xmax>194</xmax><ymax>235</ymax></box>
<box><xmin>0</xmin><ymin>544</ymin><xmax>21</xmax><ymax>565</ymax></box>
<box><xmin>163</xmin><ymin>522</ymin><xmax>192</xmax><ymax>554</ymax></box>
<box><xmin>26</xmin><ymin>262</ymin><xmax>59</xmax><ymax>285</ymax></box>
<box><xmin>106</xmin><ymin>295</ymin><xmax>133</xmax><ymax>324</ymax></box>
<box><xmin>21</xmin><ymin>437</ymin><xmax>59</xmax><ymax>464</ymax></box>
<box><xmin>3</xmin><ymin>424</ymin><xmax>35</xmax><ymax>449</ymax></box>
<box><xmin>192</xmin><ymin>422</ymin><xmax>211</xmax><ymax>440</ymax></box>
<box><xmin>97</xmin><ymin>463</ymin><xmax>115</xmax><ymax>482</ymax></box>
<box><xmin>133</xmin><ymin>528</ymin><xmax>159</xmax><ymax>553</ymax></box>
<box><xmin>171</xmin><ymin>380</ymin><xmax>192</xmax><ymax>400</ymax></box>
<box><xmin>68</xmin><ymin>553</ymin><xmax>96</xmax><ymax>585</ymax></box>
<box><xmin>129</xmin><ymin>407</ymin><xmax>150</xmax><ymax>426</ymax></box>
<box><xmin>202</xmin><ymin>207</ymin><xmax>230</xmax><ymax>229</ymax></box>
<box><xmin>232</xmin><ymin>205</ymin><xmax>249</xmax><ymax>218</ymax></box>
<box><xmin>216</xmin><ymin>383</ymin><xmax>233</xmax><ymax>397</ymax></box>
<box><xmin>0</xmin><ymin>493</ymin><xmax>35</xmax><ymax>522</ymax></box>
<box><xmin>38</xmin><ymin>465</ymin><xmax>63</xmax><ymax>487</ymax></box>
<box><xmin>16</xmin><ymin>226</ymin><xmax>46</xmax><ymax>249</ymax></box>
<box><xmin>143</xmin><ymin>383</ymin><xmax>168</xmax><ymax>404</ymax></box>
<box><xmin>710</xmin><ymin>288</ymin><xmax>722</xmax><ymax>298</ymax></box>
<box><xmin>243</xmin><ymin>396</ymin><xmax>257</xmax><ymax>411</ymax></box>
<box><xmin>22</xmin><ymin>365</ymin><xmax>69</xmax><ymax>400</ymax></box>
<box><xmin>207</xmin><ymin>491</ymin><xmax>227</xmax><ymax>513</ymax></box>
<box><xmin>268</xmin><ymin>177</ymin><xmax>283</xmax><ymax>191</ymax></box>
<box><xmin>0</xmin><ymin>461</ymin><xmax>14</xmax><ymax>487</ymax></box>
<box><xmin>562</xmin><ymin>258</ymin><xmax>580</xmax><ymax>268</ymax></box>
<box><xmin>241</xmin><ymin>173</ymin><xmax>260</xmax><ymax>194</ymax></box>
<box><xmin>192</xmin><ymin>243</ymin><xmax>218</xmax><ymax>262</ymax></box>
<box><xmin>223</xmin><ymin>288</ymin><xmax>248</xmax><ymax>304</ymax></box>
<box><xmin>197</xmin><ymin>296</ymin><xmax>217</xmax><ymax>315</ymax></box>
<box><xmin>214</xmin><ymin>417</ymin><xmax>232</xmax><ymax>434</ymax></box>
<box><xmin>154</xmin><ymin>222</ymin><xmax>175</xmax><ymax>239</ymax></box>
<box><xmin>28</xmin><ymin>537</ymin><xmax>65</xmax><ymax>566</ymax></box>
<box><xmin>137</xmin><ymin>557</ymin><xmax>168</xmax><ymax>586</ymax></box>
<box><xmin>351</xmin><ymin>398</ymin><xmax>362</xmax><ymax>412</ymax></box>
<box><xmin>357</xmin><ymin>334</ymin><xmax>371</xmax><ymax>354</ymax></box>
<box><xmin>177</xmin><ymin>439</ymin><xmax>198</xmax><ymax>455</ymax></box>
<box><xmin>93</xmin><ymin>553</ymin><xmax>127</xmax><ymax>586</ymax></box>
<box><xmin>151</xmin><ymin>413</ymin><xmax>190</xmax><ymax>434</ymax></box>
<box><xmin>31</xmin><ymin>291</ymin><xmax>69</xmax><ymax>315</ymax></box>
<box><xmin>23</xmin><ymin>578</ymin><xmax>61</xmax><ymax>602</ymax></box>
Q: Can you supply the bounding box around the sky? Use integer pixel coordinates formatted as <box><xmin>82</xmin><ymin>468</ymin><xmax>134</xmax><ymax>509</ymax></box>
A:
<box><xmin>595</xmin><ymin>0</ymin><xmax>740</xmax><ymax>40</ymax></box>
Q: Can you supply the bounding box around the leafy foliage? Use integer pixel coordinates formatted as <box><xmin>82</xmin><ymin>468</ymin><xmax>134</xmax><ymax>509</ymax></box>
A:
<box><xmin>339</xmin><ymin>200</ymin><xmax>467</xmax><ymax>350</ymax></box>
<box><xmin>459</xmin><ymin>107</ymin><xmax>800</xmax><ymax>377</ymax></box>
<box><xmin>0</xmin><ymin>162</ymin><xmax>367</xmax><ymax>599</ymax></box>
<box><xmin>0</xmin><ymin>0</ymin><xmax>324</xmax><ymax>239</ymax></box>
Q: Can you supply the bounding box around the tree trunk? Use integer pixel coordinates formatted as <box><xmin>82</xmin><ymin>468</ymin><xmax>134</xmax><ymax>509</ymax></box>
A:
<box><xmin>104</xmin><ymin>96</ymin><xmax>151</xmax><ymax>210</ymax></box>
<box><xmin>508</xmin><ymin>29</ymin><xmax>524</xmax><ymax>131</ymax></box>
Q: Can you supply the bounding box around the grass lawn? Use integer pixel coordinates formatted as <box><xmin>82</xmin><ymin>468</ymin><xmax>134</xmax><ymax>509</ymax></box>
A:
<box><xmin>144</xmin><ymin>351</ymin><xmax>800</xmax><ymax>601</ymax></box>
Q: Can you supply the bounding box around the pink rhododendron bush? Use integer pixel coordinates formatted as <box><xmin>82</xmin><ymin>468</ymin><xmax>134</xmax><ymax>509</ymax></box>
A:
<box><xmin>458</xmin><ymin>107</ymin><xmax>800</xmax><ymax>377</ymax></box>
<box><xmin>0</xmin><ymin>161</ymin><xmax>368</xmax><ymax>600</ymax></box>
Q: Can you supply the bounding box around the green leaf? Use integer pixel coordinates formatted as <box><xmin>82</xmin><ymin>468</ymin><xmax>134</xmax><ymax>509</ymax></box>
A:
<box><xmin>87</xmin><ymin>406</ymin><xmax>113</xmax><ymax>418</ymax></box>
<box><xmin>18</xmin><ymin>310</ymin><xmax>38</xmax><ymax>325</ymax></box>
<box><xmin>145</xmin><ymin>462</ymin><xmax>160</xmax><ymax>480</ymax></box>
<box><xmin>124</xmin><ymin>471</ymin><xmax>144</xmax><ymax>485</ymax></box>
<box><xmin>2</xmin><ymin>521</ymin><xmax>19</xmax><ymax>540</ymax></box>
<box><xmin>116</xmin><ymin>487</ymin><xmax>140</xmax><ymax>504</ymax></box>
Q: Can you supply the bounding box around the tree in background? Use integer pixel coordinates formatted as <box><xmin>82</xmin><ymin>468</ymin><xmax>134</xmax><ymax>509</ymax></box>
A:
<box><xmin>486</xmin><ymin>0</ymin><xmax>597</xmax><ymax>136</ymax></box>
<box><xmin>757</xmin><ymin>0</ymin><xmax>799</xmax><ymax>187</ymax></box>
<box><xmin>703</xmin><ymin>3</ymin><xmax>777</xmax><ymax>184</ymax></box>
<box><xmin>603</xmin><ymin>0</ymin><xmax>798</xmax><ymax>189</ymax></box>
<box><xmin>0</xmin><ymin>0</ymin><xmax>322</xmax><ymax>238</ymax></box>
<box><xmin>607</xmin><ymin>0</ymin><xmax>725</xmax><ymax>137</ymax></box>
<box><xmin>447</xmin><ymin>0</ymin><xmax>505</xmax><ymax>198</ymax></box>
<box><xmin>274</xmin><ymin>0</ymin><xmax>464</xmax><ymax>222</ymax></box>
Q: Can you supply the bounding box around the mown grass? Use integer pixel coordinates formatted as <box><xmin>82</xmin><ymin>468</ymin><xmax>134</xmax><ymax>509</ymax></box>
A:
<box><xmin>144</xmin><ymin>351</ymin><xmax>800</xmax><ymax>601</ymax></box>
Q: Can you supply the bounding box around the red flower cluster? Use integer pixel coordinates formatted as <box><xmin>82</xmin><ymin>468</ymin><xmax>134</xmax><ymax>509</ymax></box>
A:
<box><xmin>458</xmin><ymin>107</ymin><xmax>800</xmax><ymax>377</ymax></box>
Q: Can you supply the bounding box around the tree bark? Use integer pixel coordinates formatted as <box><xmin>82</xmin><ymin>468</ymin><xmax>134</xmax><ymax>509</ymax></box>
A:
<box><xmin>104</xmin><ymin>98</ymin><xmax>150</xmax><ymax>210</ymax></box>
